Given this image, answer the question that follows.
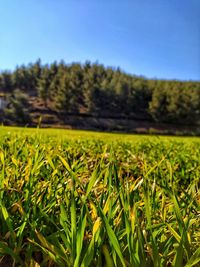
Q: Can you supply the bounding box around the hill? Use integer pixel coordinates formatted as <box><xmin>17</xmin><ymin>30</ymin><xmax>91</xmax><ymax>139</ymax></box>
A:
<box><xmin>0</xmin><ymin>60</ymin><xmax>200</xmax><ymax>134</ymax></box>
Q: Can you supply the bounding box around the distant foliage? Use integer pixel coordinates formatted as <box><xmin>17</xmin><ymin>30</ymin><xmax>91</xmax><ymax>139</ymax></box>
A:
<box><xmin>3</xmin><ymin>89</ymin><xmax>31</xmax><ymax>124</ymax></box>
<box><xmin>0</xmin><ymin>60</ymin><xmax>200</xmax><ymax>124</ymax></box>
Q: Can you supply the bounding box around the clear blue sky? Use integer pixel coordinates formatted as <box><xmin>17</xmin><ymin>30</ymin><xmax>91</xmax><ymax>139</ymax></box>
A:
<box><xmin>0</xmin><ymin>0</ymin><xmax>199</xmax><ymax>81</ymax></box>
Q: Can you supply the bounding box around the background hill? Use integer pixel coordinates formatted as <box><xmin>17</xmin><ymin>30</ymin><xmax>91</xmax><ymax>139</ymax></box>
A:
<box><xmin>0</xmin><ymin>60</ymin><xmax>200</xmax><ymax>134</ymax></box>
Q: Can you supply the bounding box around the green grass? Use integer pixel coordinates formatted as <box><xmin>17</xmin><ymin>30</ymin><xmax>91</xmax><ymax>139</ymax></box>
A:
<box><xmin>0</xmin><ymin>126</ymin><xmax>199</xmax><ymax>266</ymax></box>
<box><xmin>1</xmin><ymin>125</ymin><xmax>200</xmax><ymax>142</ymax></box>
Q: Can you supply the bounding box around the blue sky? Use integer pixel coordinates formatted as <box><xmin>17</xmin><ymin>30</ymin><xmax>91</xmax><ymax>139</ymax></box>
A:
<box><xmin>0</xmin><ymin>0</ymin><xmax>199</xmax><ymax>80</ymax></box>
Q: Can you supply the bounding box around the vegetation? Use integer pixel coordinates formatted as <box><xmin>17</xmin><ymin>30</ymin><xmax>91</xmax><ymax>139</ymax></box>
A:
<box><xmin>3</xmin><ymin>89</ymin><xmax>31</xmax><ymax>124</ymax></box>
<box><xmin>0</xmin><ymin>60</ymin><xmax>200</xmax><ymax>126</ymax></box>
<box><xmin>0</xmin><ymin>127</ymin><xmax>199</xmax><ymax>266</ymax></box>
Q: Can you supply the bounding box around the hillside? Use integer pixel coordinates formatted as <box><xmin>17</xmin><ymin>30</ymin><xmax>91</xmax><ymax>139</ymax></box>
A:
<box><xmin>0</xmin><ymin>60</ymin><xmax>200</xmax><ymax>134</ymax></box>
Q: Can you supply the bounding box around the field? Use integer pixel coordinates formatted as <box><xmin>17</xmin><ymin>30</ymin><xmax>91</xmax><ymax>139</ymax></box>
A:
<box><xmin>0</xmin><ymin>127</ymin><xmax>199</xmax><ymax>267</ymax></box>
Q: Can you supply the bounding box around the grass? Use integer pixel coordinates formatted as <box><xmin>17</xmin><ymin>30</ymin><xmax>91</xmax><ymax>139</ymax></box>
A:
<box><xmin>1</xmin><ymin>125</ymin><xmax>200</xmax><ymax>141</ymax></box>
<box><xmin>0</xmin><ymin>126</ymin><xmax>199</xmax><ymax>266</ymax></box>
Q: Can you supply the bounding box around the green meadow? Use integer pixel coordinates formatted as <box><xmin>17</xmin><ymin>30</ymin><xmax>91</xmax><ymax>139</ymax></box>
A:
<box><xmin>0</xmin><ymin>127</ymin><xmax>199</xmax><ymax>266</ymax></box>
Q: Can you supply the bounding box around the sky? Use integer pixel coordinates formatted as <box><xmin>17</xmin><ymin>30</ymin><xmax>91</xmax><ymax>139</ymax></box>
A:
<box><xmin>0</xmin><ymin>0</ymin><xmax>199</xmax><ymax>81</ymax></box>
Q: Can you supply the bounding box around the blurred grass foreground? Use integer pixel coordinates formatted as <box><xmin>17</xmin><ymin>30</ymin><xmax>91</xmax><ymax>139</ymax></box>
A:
<box><xmin>0</xmin><ymin>126</ymin><xmax>199</xmax><ymax>266</ymax></box>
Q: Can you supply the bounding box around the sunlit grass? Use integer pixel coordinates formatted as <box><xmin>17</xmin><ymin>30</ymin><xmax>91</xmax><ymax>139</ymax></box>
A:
<box><xmin>0</xmin><ymin>126</ymin><xmax>199</xmax><ymax>266</ymax></box>
<box><xmin>1</xmin><ymin>125</ymin><xmax>200</xmax><ymax>142</ymax></box>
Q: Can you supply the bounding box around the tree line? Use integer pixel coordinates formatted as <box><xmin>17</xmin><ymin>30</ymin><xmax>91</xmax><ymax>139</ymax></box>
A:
<box><xmin>0</xmin><ymin>59</ymin><xmax>200</xmax><ymax>124</ymax></box>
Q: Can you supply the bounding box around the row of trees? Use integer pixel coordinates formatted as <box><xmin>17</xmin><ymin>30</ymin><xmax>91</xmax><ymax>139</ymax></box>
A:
<box><xmin>0</xmin><ymin>59</ymin><xmax>200</xmax><ymax>124</ymax></box>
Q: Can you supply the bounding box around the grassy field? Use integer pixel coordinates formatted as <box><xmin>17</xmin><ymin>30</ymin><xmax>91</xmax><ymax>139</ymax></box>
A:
<box><xmin>0</xmin><ymin>126</ymin><xmax>199</xmax><ymax>266</ymax></box>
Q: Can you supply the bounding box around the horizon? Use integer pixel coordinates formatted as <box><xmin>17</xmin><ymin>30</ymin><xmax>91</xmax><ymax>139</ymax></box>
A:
<box><xmin>0</xmin><ymin>0</ymin><xmax>200</xmax><ymax>81</ymax></box>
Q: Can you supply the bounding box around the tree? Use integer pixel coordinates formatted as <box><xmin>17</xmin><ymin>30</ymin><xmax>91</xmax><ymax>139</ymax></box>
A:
<box><xmin>4</xmin><ymin>89</ymin><xmax>31</xmax><ymax>124</ymax></box>
<box><xmin>0</xmin><ymin>71</ymin><xmax>13</xmax><ymax>93</ymax></box>
<box><xmin>37</xmin><ymin>66</ymin><xmax>51</xmax><ymax>107</ymax></box>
